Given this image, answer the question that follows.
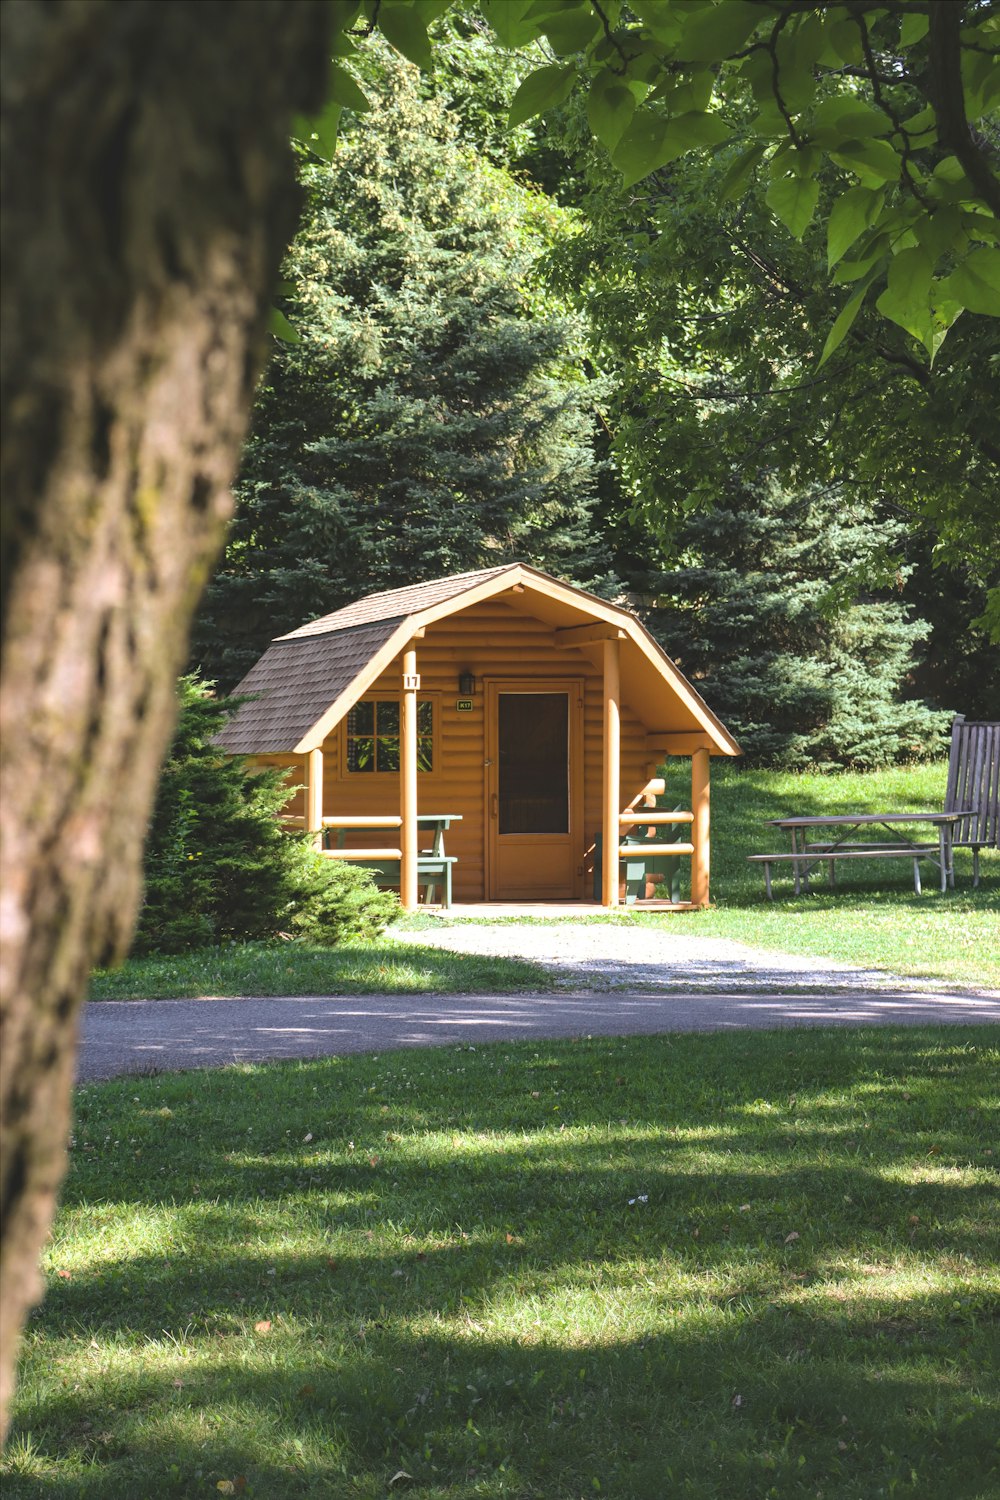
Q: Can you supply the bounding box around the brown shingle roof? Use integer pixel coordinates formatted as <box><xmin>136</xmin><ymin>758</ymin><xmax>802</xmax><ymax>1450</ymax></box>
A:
<box><xmin>217</xmin><ymin>619</ymin><xmax>402</xmax><ymax>754</ymax></box>
<box><xmin>279</xmin><ymin>566</ymin><xmax>518</xmax><ymax>640</ymax></box>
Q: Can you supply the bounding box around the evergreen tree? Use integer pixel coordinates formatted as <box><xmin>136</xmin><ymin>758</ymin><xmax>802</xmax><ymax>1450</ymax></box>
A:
<box><xmin>137</xmin><ymin>678</ymin><xmax>397</xmax><ymax>954</ymax></box>
<box><xmin>648</xmin><ymin>480</ymin><xmax>950</xmax><ymax>768</ymax></box>
<box><xmin>193</xmin><ymin>51</ymin><xmax>615</xmax><ymax>690</ymax></box>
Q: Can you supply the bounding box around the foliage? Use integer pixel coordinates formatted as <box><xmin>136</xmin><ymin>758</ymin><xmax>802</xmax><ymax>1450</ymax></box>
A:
<box><xmin>136</xmin><ymin>678</ymin><xmax>396</xmax><ymax>954</ymax></box>
<box><xmin>644</xmin><ymin>478</ymin><xmax>950</xmax><ymax>767</ymax></box>
<box><xmin>545</xmin><ymin>124</ymin><xmax>1000</xmax><ymax>631</ymax></box>
<box><xmin>307</xmin><ymin>1</ymin><xmax>999</xmax><ymax>635</ymax></box>
<box><xmin>7</xmin><ymin>1028</ymin><xmax>998</xmax><ymax>1495</ymax></box>
<box><xmin>196</xmin><ymin>48</ymin><xmax>616</xmax><ymax>688</ymax></box>
<box><xmin>318</xmin><ymin>1</ymin><xmax>999</xmax><ymax>358</ymax></box>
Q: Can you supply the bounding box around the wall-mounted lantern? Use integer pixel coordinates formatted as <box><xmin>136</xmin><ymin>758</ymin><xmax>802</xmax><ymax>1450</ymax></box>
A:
<box><xmin>458</xmin><ymin>671</ymin><xmax>475</xmax><ymax>696</ymax></box>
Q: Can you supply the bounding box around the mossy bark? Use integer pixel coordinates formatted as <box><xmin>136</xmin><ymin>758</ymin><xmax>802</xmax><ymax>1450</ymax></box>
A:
<box><xmin>0</xmin><ymin>0</ymin><xmax>329</xmax><ymax>1440</ymax></box>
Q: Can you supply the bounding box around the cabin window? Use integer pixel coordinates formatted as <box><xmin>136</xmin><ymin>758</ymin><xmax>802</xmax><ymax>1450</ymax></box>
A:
<box><xmin>345</xmin><ymin>699</ymin><xmax>434</xmax><ymax>774</ymax></box>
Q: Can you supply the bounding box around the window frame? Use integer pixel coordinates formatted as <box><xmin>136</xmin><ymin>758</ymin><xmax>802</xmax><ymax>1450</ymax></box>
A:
<box><xmin>339</xmin><ymin>693</ymin><xmax>440</xmax><ymax>781</ymax></box>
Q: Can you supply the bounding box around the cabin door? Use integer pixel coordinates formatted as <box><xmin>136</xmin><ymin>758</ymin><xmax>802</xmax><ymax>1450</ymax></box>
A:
<box><xmin>486</xmin><ymin>680</ymin><xmax>582</xmax><ymax>900</ymax></box>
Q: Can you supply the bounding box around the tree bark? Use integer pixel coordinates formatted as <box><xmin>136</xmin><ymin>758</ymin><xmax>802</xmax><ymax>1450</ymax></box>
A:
<box><xmin>0</xmin><ymin>0</ymin><xmax>329</xmax><ymax>1441</ymax></box>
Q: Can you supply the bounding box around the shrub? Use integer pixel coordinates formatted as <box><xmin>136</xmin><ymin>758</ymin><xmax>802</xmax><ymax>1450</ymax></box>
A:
<box><xmin>135</xmin><ymin>677</ymin><xmax>398</xmax><ymax>954</ymax></box>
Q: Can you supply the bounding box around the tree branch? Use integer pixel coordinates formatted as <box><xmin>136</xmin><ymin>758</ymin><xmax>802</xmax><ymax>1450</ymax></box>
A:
<box><xmin>928</xmin><ymin>0</ymin><xmax>1000</xmax><ymax>218</ymax></box>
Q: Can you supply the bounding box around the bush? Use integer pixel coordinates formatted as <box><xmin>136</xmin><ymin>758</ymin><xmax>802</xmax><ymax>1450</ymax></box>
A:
<box><xmin>289</xmin><ymin>857</ymin><xmax>400</xmax><ymax>947</ymax></box>
<box><xmin>136</xmin><ymin>677</ymin><xmax>398</xmax><ymax>954</ymax></box>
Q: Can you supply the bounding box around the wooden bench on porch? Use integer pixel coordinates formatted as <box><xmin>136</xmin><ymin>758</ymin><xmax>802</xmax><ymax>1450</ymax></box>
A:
<box><xmin>592</xmin><ymin>777</ymin><xmax>698</xmax><ymax>906</ymax></box>
<box><xmin>320</xmin><ymin>814</ymin><xmax>460</xmax><ymax>908</ymax></box>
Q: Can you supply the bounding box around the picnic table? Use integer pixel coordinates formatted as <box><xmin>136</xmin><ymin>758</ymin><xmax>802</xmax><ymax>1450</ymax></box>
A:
<box><xmin>324</xmin><ymin>814</ymin><xmax>461</xmax><ymax>907</ymax></box>
<box><xmin>750</xmin><ymin>811</ymin><xmax>972</xmax><ymax>898</ymax></box>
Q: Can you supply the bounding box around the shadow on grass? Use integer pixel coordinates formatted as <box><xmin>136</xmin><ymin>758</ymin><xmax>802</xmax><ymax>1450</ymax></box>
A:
<box><xmin>9</xmin><ymin>1291</ymin><xmax>997</xmax><ymax>1499</ymax></box>
<box><xmin>7</xmin><ymin>1029</ymin><xmax>998</xmax><ymax>1499</ymax></box>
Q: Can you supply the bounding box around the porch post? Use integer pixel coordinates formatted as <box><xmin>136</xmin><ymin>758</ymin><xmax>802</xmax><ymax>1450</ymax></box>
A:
<box><xmin>691</xmin><ymin>746</ymin><xmax>710</xmax><ymax>907</ymax></box>
<box><xmin>400</xmin><ymin>643</ymin><xmax>419</xmax><ymax>910</ymax></box>
<box><xmin>305</xmin><ymin>747</ymin><xmax>324</xmax><ymax>851</ymax></box>
<box><xmin>602</xmin><ymin>637</ymin><xmax>621</xmax><ymax>907</ymax></box>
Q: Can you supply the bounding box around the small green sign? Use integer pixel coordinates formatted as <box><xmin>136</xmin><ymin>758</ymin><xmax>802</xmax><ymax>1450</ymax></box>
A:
<box><xmin>455</xmin><ymin>698</ymin><xmax>474</xmax><ymax>713</ymax></box>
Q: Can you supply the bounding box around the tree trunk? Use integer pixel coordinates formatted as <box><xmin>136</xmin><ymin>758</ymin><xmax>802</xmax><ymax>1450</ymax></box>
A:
<box><xmin>0</xmin><ymin>0</ymin><xmax>329</xmax><ymax>1441</ymax></box>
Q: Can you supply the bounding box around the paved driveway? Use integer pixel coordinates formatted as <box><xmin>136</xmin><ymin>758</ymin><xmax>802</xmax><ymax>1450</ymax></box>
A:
<box><xmin>79</xmin><ymin>982</ymin><xmax>1000</xmax><ymax>1082</ymax></box>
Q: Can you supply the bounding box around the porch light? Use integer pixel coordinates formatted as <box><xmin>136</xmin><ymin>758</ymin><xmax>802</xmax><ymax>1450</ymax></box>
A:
<box><xmin>458</xmin><ymin>671</ymin><xmax>475</xmax><ymax>696</ymax></box>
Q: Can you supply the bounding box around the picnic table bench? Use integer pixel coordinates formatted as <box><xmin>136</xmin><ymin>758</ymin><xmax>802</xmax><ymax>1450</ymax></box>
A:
<box><xmin>322</xmin><ymin>814</ymin><xmax>460</xmax><ymax>908</ymax></box>
<box><xmin>748</xmin><ymin>717</ymin><xmax>998</xmax><ymax>900</ymax></box>
<box><xmin>748</xmin><ymin>813</ymin><xmax>967</xmax><ymax>898</ymax></box>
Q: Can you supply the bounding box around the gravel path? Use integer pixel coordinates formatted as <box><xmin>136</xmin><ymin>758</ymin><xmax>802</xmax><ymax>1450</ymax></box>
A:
<box><xmin>399</xmin><ymin>922</ymin><xmax>993</xmax><ymax>996</ymax></box>
<box><xmin>79</xmin><ymin>925</ymin><xmax>999</xmax><ymax>1082</ymax></box>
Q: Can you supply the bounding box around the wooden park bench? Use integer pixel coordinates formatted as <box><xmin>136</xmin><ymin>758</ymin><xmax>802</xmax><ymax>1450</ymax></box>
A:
<box><xmin>748</xmin><ymin>716</ymin><xmax>998</xmax><ymax>898</ymax></box>
<box><xmin>321</xmin><ymin>814</ymin><xmax>460</xmax><ymax>908</ymax></box>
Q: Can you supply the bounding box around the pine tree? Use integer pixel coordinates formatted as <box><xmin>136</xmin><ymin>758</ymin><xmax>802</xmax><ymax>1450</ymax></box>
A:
<box><xmin>137</xmin><ymin>678</ymin><xmax>397</xmax><ymax>954</ymax></box>
<box><xmin>193</xmin><ymin>51</ymin><xmax>615</xmax><ymax>690</ymax></box>
<box><xmin>648</xmin><ymin>479</ymin><xmax>950</xmax><ymax>768</ymax></box>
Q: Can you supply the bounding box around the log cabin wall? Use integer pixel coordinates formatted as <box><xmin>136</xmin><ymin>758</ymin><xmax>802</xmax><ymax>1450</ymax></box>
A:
<box><xmin>306</xmin><ymin>599</ymin><xmax>656</xmax><ymax>902</ymax></box>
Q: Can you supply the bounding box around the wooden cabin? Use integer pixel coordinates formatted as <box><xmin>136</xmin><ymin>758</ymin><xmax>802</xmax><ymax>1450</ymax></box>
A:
<box><xmin>217</xmin><ymin>565</ymin><xmax>741</xmax><ymax>908</ymax></box>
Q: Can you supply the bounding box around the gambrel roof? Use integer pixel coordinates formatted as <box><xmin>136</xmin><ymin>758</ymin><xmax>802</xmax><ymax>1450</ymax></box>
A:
<box><xmin>217</xmin><ymin>564</ymin><xmax>741</xmax><ymax>757</ymax></box>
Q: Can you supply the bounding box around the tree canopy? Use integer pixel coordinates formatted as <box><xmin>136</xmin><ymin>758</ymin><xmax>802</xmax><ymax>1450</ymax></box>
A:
<box><xmin>195</xmin><ymin>48</ymin><xmax>615</xmax><ymax>689</ymax></box>
<box><xmin>317</xmin><ymin>2</ymin><xmax>999</xmax><ymax>355</ymax></box>
<box><xmin>306</xmin><ymin>0</ymin><xmax>999</xmax><ymax>628</ymax></box>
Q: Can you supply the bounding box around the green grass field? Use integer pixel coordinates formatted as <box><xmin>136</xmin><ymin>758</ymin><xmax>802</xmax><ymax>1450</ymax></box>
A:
<box><xmin>606</xmin><ymin>760</ymin><xmax>1000</xmax><ymax>988</ymax></box>
<box><xmin>91</xmin><ymin>760</ymin><xmax>999</xmax><ymax>1000</ymax></box>
<box><xmin>5</xmin><ymin>1028</ymin><xmax>998</xmax><ymax>1498</ymax></box>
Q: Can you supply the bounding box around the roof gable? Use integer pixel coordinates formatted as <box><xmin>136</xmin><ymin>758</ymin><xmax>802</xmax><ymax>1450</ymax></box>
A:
<box><xmin>278</xmin><ymin>566</ymin><xmax>518</xmax><ymax>640</ymax></box>
<box><xmin>216</xmin><ymin>565</ymin><xmax>741</xmax><ymax>757</ymax></box>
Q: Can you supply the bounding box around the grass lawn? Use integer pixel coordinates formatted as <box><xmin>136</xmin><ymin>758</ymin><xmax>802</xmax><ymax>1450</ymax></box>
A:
<box><xmin>666</xmin><ymin>761</ymin><xmax>1000</xmax><ymax>988</ymax></box>
<box><xmin>90</xmin><ymin>761</ymin><xmax>999</xmax><ymax>1001</ymax></box>
<box><xmin>88</xmin><ymin>943</ymin><xmax>551</xmax><ymax>1002</ymax></box>
<box><xmin>5</xmin><ymin>1028</ymin><xmax>998</xmax><ymax>1498</ymax></box>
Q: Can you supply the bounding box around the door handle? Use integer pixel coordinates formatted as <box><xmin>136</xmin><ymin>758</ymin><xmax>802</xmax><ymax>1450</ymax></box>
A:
<box><xmin>490</xmin><ymin>793</ymin><xmax>498</xmax><ymax>820</ymax></box>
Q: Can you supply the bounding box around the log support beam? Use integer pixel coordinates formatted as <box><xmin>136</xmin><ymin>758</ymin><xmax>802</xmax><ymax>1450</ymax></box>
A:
<box><xmin>400</xmin><ymin>644</ymin><xmax>419</xmax><ymax>909</ymax></box>
<box><xmin>691</xmin><ymin>746</ymin><xmax>711</xmax><ymax>907</ymax></box>
<box><xmin>602</xmin><ymin>637</ymin><xmax>621</xmax><ymax>907</ymax></box>
<box><xmin>305</xmin><ymin>748</ymin><xmax>324</xmax><ymax>851</ymax></box>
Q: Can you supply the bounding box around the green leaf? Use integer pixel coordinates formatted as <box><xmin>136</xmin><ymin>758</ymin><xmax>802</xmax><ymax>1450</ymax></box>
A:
<box><xmin>377</xmin><ymin>2</ymin><xmax>433</xmax><ymax>70</ymax></box>
<box><xmin>535</xmin><ymin>0</ymin><xmax>603</xmax><ymax>55</ymax></box>
<box><xmin>329</xmin><ymin>63</ymin><xmax>370</xmax><ymax>115</ymax></box>
<box><xmin>293</xmin><ymin>99</ymin><xmax>342</xmax><ymax>162</ymax></box>
<box><xmin>666</xmin><ymin>110</ymin><xmax>731</xmax><ymax>152</ymax></box>
<box><xmin>587</xmin><ymin>73</ymin><xmax>636</xmax><ymax>152</ymax></box>
<box><xmin>811</xmin><ymin>96</ymin><xmax>890</xmax><ymax>140</ymax></box>
<box><xmin>508</xmin><ymin>63</ymin><xmax>576</xmax><ymax>127</ymax></box>
<box><xmin>717</xmin><ymin>140</ymin><xmax>767</xmax><ymax>202</ymax></box>
<box><xmin>269</xmin><ymin>308</ymin><xmax>301</xmax><ymax>344</ymax></box>
<box><xmin>675</xmin><ymin>1</ymin><xmax>761</xmax><ymax>62</ymax></box>
<box><xmin>900</xmin><ymin>11</ymin><xmax>929</xmax><ymax>45</ymax></box>
<box><xmin>876</xmin><ymin>246</ymin><xmax>934</xmax><ymax>349</ymax></box>
<box><xmin>481</xmin><ymin>0</ymin><xmax>536</xmax><ymax>47</ymax></box>
<box><xmin>939</xmin><ymin>248</ymin><xmax>1000</xmax><ymax>317</ymax></box>
<box><xmin>831</xmin><ymin>138</ymin><xmax>901</xmax><ymax>187</ymax></box>
<box><xmin>766</xmin><ymin>164</ymin><xmax>820</xmax><ymax>239</ymax></box>
<box><xmin>613</xmin><ymin>110</ymin><xmax>672</xmax><ymax>187</ymax></box>
<box><xmin>629</xmin><ymin>1</ymin><xmax>682</xmax><ymax>45</ymax></box>
<box><xmin>827</xmin><ymin>186</ymin><xmax>884</xmax><ymax>269</ymax></box>
<box><xmin>818</xmin><ymin>273</ymin><xmax>876</xmax><ymax>367</ymax></box>
<box><xmin>914</xmin><ymin>206</ymin><xmax>964</xmax><ymax>263</ymax></box>
<box><xmin>823</xmin><ymin>15</ymin><xmax>863</xmax><ymax>66</ymax></box>
<box><xmin>613</xmin><ymin>109</ymin><xmax>729</xmax><ymax>188</ymax></box>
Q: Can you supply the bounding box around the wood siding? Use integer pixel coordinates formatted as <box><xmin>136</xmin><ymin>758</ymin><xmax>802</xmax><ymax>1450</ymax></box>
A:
<box><xmin>249</xmin><ymin>599</ymin><xmax>678</xmax><ymax>901</ymax></box>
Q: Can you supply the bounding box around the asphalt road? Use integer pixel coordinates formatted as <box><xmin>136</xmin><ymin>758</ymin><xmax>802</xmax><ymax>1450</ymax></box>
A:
<box><xmin>78</xmin><ymin>984</ymin><xmax>1000</xmax><ymax>1082</ymax></box>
